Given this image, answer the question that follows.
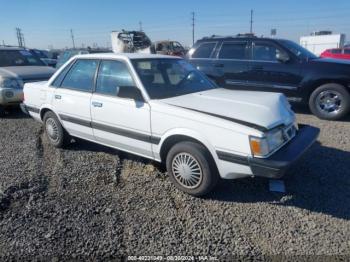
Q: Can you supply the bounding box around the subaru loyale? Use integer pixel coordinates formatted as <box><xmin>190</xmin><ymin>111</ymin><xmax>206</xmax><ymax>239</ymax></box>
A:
<box><xmin>22</xmin><ymin>53</ymin><xmax>319</xmax><ymax>196</ymax></box>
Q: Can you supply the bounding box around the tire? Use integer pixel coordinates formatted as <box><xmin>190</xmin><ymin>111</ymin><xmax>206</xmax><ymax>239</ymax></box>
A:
<box><xmin>309</xmin><ymin>83</ymin><xmax>350</xmax><ymax>120</ymax></box>
<box><xmin>166</xmin><ymin>141</ymin><xmax>219</xmax><ymax>196</ymax></box>
<box><xmin>43</xmin><ymin>111</ymin><xmax>70</xmax><ymax>148</ymax></box>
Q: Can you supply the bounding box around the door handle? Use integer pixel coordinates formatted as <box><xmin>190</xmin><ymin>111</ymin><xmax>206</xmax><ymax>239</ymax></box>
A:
<box><xmin>55</xmin><ymin>95</ymin><xmax>62</xmax><ymax>99</ymax></box>
<box><xmin>92</xmin><ymin>101</ymin><xmax>103</xmax><ymax>107</ymax></box>
<box><xmin>214</xmin><ymin>63</ymin><xmax>224</xmax><ymax>68</ymax></box>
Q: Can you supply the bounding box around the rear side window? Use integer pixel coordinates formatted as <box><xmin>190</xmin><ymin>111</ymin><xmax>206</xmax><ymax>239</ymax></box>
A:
<box><xmin>60</xmin><ymin>59</ymin><xmax>98</xmax><ymax>92</ymax></box>
<box><xmin>344</xmin><ymin>49</ymin><xmax>350</xmax><ymax>54</ymax></box>
<box><xmin>51</xmin><ymin>61</ymin><xmax>74</xmax><ymax>87</ymax></box>
<box><xmin>218</xmin><ymin>42</ymin><xmax>248</xmax><ymax>59</ymax></box>
<box><xmin>331</xmin><ymin>49</ymin><xmax>342</xmax><ymax>54</ymax></box>
<box><xmin>191</xmin><ymin>42</ymin><xmax>216</xmax><ymax>58</ymax></box>
<box><xmin>95</xmin><ymin>60</ymin><xmax>135</xmax><ymax>96</ymax></box>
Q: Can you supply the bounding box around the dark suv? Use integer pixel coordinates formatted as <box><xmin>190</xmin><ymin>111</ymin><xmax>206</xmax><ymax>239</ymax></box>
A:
<box><xmin>187</xmin><ymin>35</ymin><xmax>350</xmax><ymax>120</ymax></box>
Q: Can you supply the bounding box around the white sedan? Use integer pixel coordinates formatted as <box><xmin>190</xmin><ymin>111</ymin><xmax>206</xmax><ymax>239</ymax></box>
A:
<box><xmin>22</xmin><ymin>53</ymin><xmax>319</xmax><ymax>196</ymax></box>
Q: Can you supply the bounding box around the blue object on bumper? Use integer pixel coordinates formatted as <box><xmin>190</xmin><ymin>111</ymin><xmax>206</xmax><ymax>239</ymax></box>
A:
<box><xmin>250</xmin><ymin>124</ymin><xmax>320</xmax><ymax>178</ymax></box>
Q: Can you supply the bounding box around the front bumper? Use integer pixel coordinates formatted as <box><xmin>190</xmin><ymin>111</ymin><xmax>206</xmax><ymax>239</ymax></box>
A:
<box><xmin>249</xmin><ymin>124</ymin><xmax>320</xmax><ymax>178</ymax></box>
<box><xmin>0</xmin><ymin>88</ymin><xmax>23</xmax><ymax>106</ymax></box>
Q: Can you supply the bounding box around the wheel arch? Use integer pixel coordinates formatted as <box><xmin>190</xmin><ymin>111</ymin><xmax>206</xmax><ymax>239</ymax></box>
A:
<box><xmin>158</xmin><ymin>129</ymin><xmax>218</xmax><ymax>165</ymax></box>
<box><xmin>306</xmin><ymin>79</ymin><xmax>350</xmax><ymax>98</ymax></box>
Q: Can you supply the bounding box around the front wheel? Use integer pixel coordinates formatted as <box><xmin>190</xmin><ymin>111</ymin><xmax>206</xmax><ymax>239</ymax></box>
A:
<box><xmin>309</xmin><ymin>83</ymin><xmax>350</xmax><ymax>120</ymax></box>
<box><xmin>43</xmin><ymin>111</ymin><xmax>70</xmax><ymax>148</ymax></box>
<box><xmin>166</xmin><ymin>141</ymin><xmax>218</xmax><ymax>196</ymax></box>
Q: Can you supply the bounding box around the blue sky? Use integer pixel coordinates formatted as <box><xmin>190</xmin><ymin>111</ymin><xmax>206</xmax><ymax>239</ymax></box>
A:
<box><xmin>0</xmin><ymin>0</ymin><xmax>349</xmax><ymax>49</ymax></box>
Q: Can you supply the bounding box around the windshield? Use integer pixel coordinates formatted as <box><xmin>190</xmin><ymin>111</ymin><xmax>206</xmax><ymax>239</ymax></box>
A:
<box><xmin>279</xmin><ymin>39</ymin><xmax>317</xmax><ymax>59</ymax></box>
<box><xmin>132</xmin><ymin>58</ymin><xmax>216</xmax><ymax>99</ymax></box>
<box><xmin>0</xmin><ymin>50</ymin><xmax>45</xmax><ymax>67</ymax></box>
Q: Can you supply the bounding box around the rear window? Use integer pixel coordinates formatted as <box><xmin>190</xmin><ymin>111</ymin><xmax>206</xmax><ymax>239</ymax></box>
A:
<box><xmin>219</xmin><ymin>42</ymin><xmax>248</xmax><ymax>60</ymax></box>
<box><xmin>191</xmin><ymin>42</ymin><xmax>216</xmax><ymax>58</ymax></box>
<box><xmin>0</xmin><ymin>50</ymin><xmax>45</xmax><ymax>67</ymax></box>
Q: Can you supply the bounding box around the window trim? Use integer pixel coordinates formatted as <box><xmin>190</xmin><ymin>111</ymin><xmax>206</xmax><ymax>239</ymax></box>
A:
<box><xmin>58</xmin><ymin>58</ymin><xmax>100</xmax><ymax>93</ymax></box>
<box><xmin>191</xmin><ymin>41</ymin><xmax>218</xmax><ymax>59</ymax></box>
<box><xmin>50</xmin><ymin>60</ymin><xmax>76</xmax><ymax>88</ymax></box>
<box><xmin>215</xmin><ymin>40</ymin><xmax>250</xmax><ymax>61</ymax></box>
<box><xmin>93</xmin><ymin>59</ymin><xmax>145</xmax><ymax>102</ymax></box>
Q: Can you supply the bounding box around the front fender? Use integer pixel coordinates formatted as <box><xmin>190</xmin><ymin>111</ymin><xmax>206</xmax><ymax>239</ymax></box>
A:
<box><xmin>154</xmin><ymin>127</ymin><xmax>218</xmax><ymax>163</ymax></box>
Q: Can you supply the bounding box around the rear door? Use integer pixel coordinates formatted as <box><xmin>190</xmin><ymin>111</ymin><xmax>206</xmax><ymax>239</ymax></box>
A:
<box><xmin>90</xmin><ymin>59</ymin><xmax>153</xmax><ymax>158</ymax></box>
<box><xmin>246</xmin><ymin>40</ymin><xmax>303</xmax><ymax>96</ymax></box>
<box><xmin>214</xmin><ymin>40</ymin><xmax>251</xmax><ymax>88</ymax></box>
<box><xmin>52</xmin><ymin>59</ymin><xmax>98</xmax><ymax>140</ymax></box>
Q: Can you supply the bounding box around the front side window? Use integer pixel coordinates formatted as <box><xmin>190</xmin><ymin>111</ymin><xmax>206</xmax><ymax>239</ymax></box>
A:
<box><xmin>96</xmin><ymin>60</ymin><xmax>135</xmax><ymax>97</ymax></box>
<box><xmin>191</xmin><ymin>42</ymin><xmax>216</xmax><ymax>58</ymax></box>
<box><xmin>60</xmin><ymin>59</ymin><xmax>98</xmax><ymax>92</ymax></box>
<box><xmin>253</xmin><ymin>42</ymin><xmax>281</xmax><ymax>61</ymax></box>
<box><xmin>0</xmin><ymin>50</ymin><xmax>45</xmax><ymax>67</ymax></box>
<box><xmin>132</xmin><ymin>58</ymin><xmax>216</xmax><ymax>99</ymax></box>
<box><xmin>218</xmin><ymin>42</ymin><xmax>248</xmax><ymax>59</ymax></box>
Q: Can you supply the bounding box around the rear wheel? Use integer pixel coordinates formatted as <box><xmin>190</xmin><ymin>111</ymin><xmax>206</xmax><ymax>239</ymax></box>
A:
<box><xmin>166</xmin><ymin>141</ymin><xmax>218</xmax><ymax>196</ymax></box>
<box><xmin>309</xmin><ymin>83</ymin><xmax>350</xmax><ymax>120</ymax></box>
<box><xmin>43</xmin><ymin>111</ymin><xmax>70</xmax><ymax>148</ymax></box>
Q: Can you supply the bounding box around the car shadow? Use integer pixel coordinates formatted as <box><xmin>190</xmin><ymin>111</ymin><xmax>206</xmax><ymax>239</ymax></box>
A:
<box><xmin>65</xmin><ymin>138</ymin><xmax>350</xmax><ymax>220</ymax></box>
<box><xmin>1</xmin><ymin>108</ymin><xmax>30</xmax><ymax>119</ymax></box>
<box><xmin>206</xmin><ymin>141</ymin><xmax>350</xmax><ymax>220</ymax></box>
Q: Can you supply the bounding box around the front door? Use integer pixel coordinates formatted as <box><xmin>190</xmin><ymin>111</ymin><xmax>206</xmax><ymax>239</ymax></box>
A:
<box><xmin>90</xmin><ymin>60</ymin><xmax>153</xmax><ymax>158</ymax></box>
<box><xmin>246</xmin><ymin>40</ymin><xmax>303</xmax><ymax>97</ymax></box>
<box><xmin>52</xmin><ymin>59</ymin><xmax>98</xmax><ymax>140</ymax></box>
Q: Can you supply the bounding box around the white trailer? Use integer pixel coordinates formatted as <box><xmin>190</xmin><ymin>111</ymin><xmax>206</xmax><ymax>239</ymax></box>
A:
<box><xmin>300</xmin><ymin>33</ymin><xmax>346</xmax><ymax>56</ymax></box>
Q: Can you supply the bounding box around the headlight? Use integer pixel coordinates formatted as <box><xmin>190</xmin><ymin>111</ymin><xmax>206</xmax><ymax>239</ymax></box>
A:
<box><xmin>249</xmin><ymin>128</ymin><xmax>285</xmax><ymax>157</ymax></box>
<box><xmin>0</xmin><ymin>76</ymin><xmax>23</xmax><ymax>89</ymax></box>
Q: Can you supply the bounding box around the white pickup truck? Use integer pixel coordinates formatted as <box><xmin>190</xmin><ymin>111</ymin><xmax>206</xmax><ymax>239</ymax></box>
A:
<box><xmin>22</xmin><ymin>53</ymin><xmax>319</xmax><ymax>196</ymax></box>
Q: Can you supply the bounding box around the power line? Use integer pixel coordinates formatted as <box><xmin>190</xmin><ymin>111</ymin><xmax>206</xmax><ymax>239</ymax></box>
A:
<box><xmin>191</xmin><ymin>12</ymin><xmax>195</xmax><ymax>45</ymax></box>
<box><xmin>70</xmin><ymin>29</ymin><xmax>76</xmax><ymax>49</ymax></box>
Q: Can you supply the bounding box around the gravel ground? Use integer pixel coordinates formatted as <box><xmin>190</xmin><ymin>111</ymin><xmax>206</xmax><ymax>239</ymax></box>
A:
<box><xmin>0</xmin><ymin>107</ymin><xmax>349</xmax><ymax>260</ymax></box>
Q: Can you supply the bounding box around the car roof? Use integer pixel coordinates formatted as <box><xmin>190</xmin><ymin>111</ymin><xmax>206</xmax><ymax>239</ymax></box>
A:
<box><xmin>196</xmin><ymin>36</ymin><xmax>284</xmax><ymax>42</ymax></box>
<box><xmin>74</xmin><ymin>53</ymin><xmax>179</xmax><ymax>60</ymax></box>
<box><xmin>0</xmin><ymin>46</ymin><xmax>25</xmax><ymax>51</ymax></box>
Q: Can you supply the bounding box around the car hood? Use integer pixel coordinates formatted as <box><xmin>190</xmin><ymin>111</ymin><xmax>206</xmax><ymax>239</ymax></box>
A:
<box><xmin>0</xmin><ymin>66</ymin><xmax>56</xmax><ymax>81</ymax></box>
<box><xmin>160</xmin><ymin>88</ymin><xmax>295</xmax><ymax>131</ymax></box>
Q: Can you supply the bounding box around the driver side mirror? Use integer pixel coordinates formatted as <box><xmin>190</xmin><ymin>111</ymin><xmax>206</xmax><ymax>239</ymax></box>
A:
<box><xmin>116</xmin><ymin>86</ymin><xmax>144</xmax><ymax>101</ymax></box>
<box><xmin>276</xmin><ymin>51</ymin><xmax>290</xmax><ymax>63</ymax></box>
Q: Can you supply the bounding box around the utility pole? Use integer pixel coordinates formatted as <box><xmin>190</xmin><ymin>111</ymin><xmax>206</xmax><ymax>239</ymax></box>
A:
<box><xmin>191</xmin><ymin>12</ymin><xmax>195</xmax><ymax>45</ymax></box>
<box><xmin>139</xmin><ymin>21</ymin><xmax>143</xmax><ymax>31</ymax></box>
<box><xmin>70</xmin><ymin>29</ymin><xmax>76</xmax><ymax>49</ymax></box>
<box><xmin>2</xmin><ymin>40</ymin><xmax>5</xmax><ymax>46</ymax></box>
<box><xmin>250</xmin><ymin>9</ymin><xmax>254</xmax><ymax>34</ymax></box>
